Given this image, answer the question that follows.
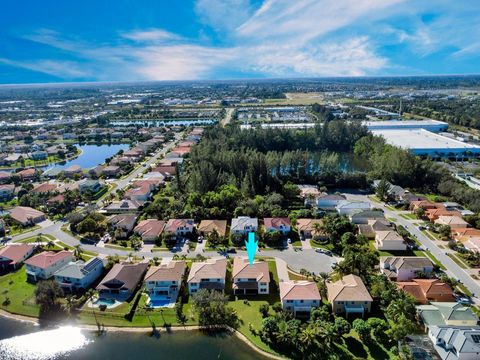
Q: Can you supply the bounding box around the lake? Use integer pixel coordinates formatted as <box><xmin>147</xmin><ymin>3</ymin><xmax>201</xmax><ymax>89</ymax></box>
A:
<box><xmin>46</xmin><ymin>143</ymin><xmax>129</xmax><ymax>171</ymax></box>
<box><xmin>0</xmin><ymin>316</ymin><xmax>267</xmax><ymax>360</ymax></box>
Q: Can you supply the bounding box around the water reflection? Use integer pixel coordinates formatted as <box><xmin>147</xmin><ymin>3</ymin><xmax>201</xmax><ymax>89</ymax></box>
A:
<box><xmin>0</xmin><ymin>326</ymin><xmax>90</xmax><ymax>360</ymax></box>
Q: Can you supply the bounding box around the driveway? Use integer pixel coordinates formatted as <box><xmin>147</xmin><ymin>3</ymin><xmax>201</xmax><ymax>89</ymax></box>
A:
<box><xmin>275</xmin><ymin>258</ymin><xmax>289</xmax><ymax>282</ymax></box>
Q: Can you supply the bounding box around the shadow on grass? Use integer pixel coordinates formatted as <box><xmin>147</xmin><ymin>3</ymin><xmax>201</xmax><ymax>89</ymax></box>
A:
<box><xmin>343</xmin><ymin>336</ymin><xmax>368</xmax><ymax>359</ymax></box>
<box><xmin>366</xmin><ymin>340</ymin><xmax>390</xmax><ymax>360</ymax></box>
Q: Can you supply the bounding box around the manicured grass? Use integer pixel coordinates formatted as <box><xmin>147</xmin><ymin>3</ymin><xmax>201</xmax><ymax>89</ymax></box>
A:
<box><xmin>421</xmin><ymin>230</ymin><xmax>436</xmax><ymax>241</ymax></box>
<box><xmin>105</xmin><ymin>243</ymin><xmax>134</xmax><ymax>251</ymax></box>
<box><xmin>448</xmin><ymin>253</ymin><xmax>469</xmax><ymax>269</ymax></box>
<box><xmin>8</xmin><ymin>225</ymin><xmax>41</xmax><ymax>236</ymax></box>
<box><xmin>400</xmin><ymin>213</ymin><xmax>417</xmax><ymax>220</ymax></box>
<box><xmin>0</xmin><ymin>266</ymin><xmax>39</xmax><ymax>317</ymax></box>
<box><xmin>422</xmin><ymin>251</ymin><xmax>446</xmax><ymax>270</ymax></box>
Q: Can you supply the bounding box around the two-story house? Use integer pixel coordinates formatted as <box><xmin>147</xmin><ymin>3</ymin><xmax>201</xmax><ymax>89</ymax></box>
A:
<box><xmin>380</xmin><ymin>256</ymin><xmax>434</xmax><ymax>281</ymax></box>
<box><xmin>263</xmin><ymin>217</ymin><xmax>291</xmax><ymax>235</ymax></box>
<box><xmin>54</xmin><ymin>257</ymin><xmax>104</xmax><ymax>292</ymax></box>
<box><xmin>232</xmin><ymin>257</ymin><xmax>270</xmax><ymax>295</ymax></box>
<box><xmin>144</xmin><ymin>260</ymin><xmax>186</xmax><ymax>305</ymax></box>
<box><xmin>327</xmin><ymin>274</ymin><xmax>373</xmax><ymax>318</ymax></box>
<box><xmin>375</xmin><ymin>230</ymin><xmax>407</xmax><ymax>251</ymax></box>
<box><xmin>164</xmin><ymin>219</ymin><xmax>195</xmax><ymax>238</ymax></box>
<box><xmin>24</xmin><ymin>250</ymin><xmax>73</xmax><ymax>282</ymax></box>
<box><xmin>231</xmin><ymin>217</ymin><xmax>258</xmax><ymax>235</ymax></box>
<box><xmin>279</xmin><ymin>280</ymin><xmax>321</xmax><ymax>317</ymax></box>
<box><xmin>96</xmin><ymin>261</ymin><xmax>149</xmax><ymax>301</ymax></box>
<box><xmin>187</xmin><ymin>258</ymin><xmax>227</xmax><ymax>294</ymax></box>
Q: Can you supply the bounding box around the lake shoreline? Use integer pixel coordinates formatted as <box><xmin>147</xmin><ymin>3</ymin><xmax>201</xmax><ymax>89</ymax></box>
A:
<box><xmin>0</xmin><ymin>309</ymin><xmax>285</xmax><ymax>360</ymax></box>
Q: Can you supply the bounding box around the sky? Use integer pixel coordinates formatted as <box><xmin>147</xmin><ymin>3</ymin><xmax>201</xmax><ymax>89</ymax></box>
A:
<box><xmin>0</xmin><ymin>0</ymin><xmax>479</xmax><ymax>84</ymax></box>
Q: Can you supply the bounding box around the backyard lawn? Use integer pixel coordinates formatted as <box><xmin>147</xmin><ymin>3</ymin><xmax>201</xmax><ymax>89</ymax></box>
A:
<box><xmin>0</xmin><ymin>265</ymin><xmax>39</xmax><ymax>317</ymax></box>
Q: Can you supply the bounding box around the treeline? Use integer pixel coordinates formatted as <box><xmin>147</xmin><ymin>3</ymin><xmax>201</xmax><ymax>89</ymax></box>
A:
<box><xmin>355</xmin><ymin>134</ymin><xmax>480</xmax><ymax>211</ymax></box>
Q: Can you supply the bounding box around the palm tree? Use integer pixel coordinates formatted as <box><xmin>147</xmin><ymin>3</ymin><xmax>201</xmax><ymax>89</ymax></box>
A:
<box><xmin>312</xmin><ymin>222</ymin><xmax>323</xmax><ymax>239</ymax></box>
<box><xmin>46</xmin><ymin>240</ymin><xmax>55</xmax><ymax>249</ymax></box>
<box><xmin>73</xmin><ymin>245</ymin><xmax>83</xmax><ymax>260</ymax></box>
<box><xmin>317</xmin><ymin>272</ymin><xmax>331</xmax><ymax>298</ymax></box>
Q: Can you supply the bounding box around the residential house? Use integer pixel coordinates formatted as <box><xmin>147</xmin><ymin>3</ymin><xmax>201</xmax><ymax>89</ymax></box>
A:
<box><xmin>96</xmin><ymin>261</ymin><xmax>149</xmax><ymax>301</ymax></box>
<box><xmin>410</xmin><ymin>200</ymin><xmax>440</xmax><ymax>212</ymax></box>
<box><xmin>134</xmin><ymin>219</ymin><xmax>166</xmax><ymax>242</ymax></box>
<box><xmin>144</xmin><ymin>260</ymin><xmax>186</xmax><ymax>303</ymax></box>
<box><xmin>31</xmin><ymin>151</ymin><xmax>48</xmax><ymax>160</ymax></box>
<box><xmin>316</xmin><ymin>194</ymin><xmax>346</xmax><ymax>210</ymax></box>
<box><xmin>417</xmin><ymin>302</ymin><xmax>479</xmax><ymax>328</ymax></box>
<box><xmin>187</xmin><ymin>258</ymin><xmax>227</xmax><ymax>294</ymax></box>
<box><xmin>336</xmin><ymin>201</ymin><xmax>371</xmax><ymax>216</ymax></box>
<box><xmin>151</xmin><ymin>165</ymin><xmax>176</xmax><ymax>179</ymax></box>
<box><xmin>396</xmin><ymin>279</ymin><xmax>455</xmax><ymax>304</ymax></box>
<box><xmin>232</xmin><ymin>257</ymin><xmax>270</xmax><ymax>295</ymax></box>
<box><xmin>263</xmin><ymin>217</ymin><xmax>291</xmax><ymax>235</ymax></box>
<box><xmin>63</xmin><ymin>165</ymin><xmax>82</xmax><ymax>178</ymax></box>
<box><xmin>426</xmin><ymin>208</ymin><xmax>462</xmax><ymax>222</ymax></box>
<box><xmin>380</xmin><ymin>256</ymin><xmax>434</xmax><ymax>281</ymax></box>
<box><xmin>349</xmin><ymin>210</ymin><xmax>385</xmax><ymax>224</ymax></box>
<box><xmin>197</xmin><ymin>220</ymin><xmax>227</xmax><ymax>237</ymax></box>
<box><xmin>125</xmin><ymin>183</ymin><xmax>152</xmax><ymax>203</ymax></box>
<box><xmin>428</xmin><ymin>326</ymin><xmax>480</xmax><ymax>360</ymax></box>
<box><xmin>358</xmin><ymin>219</ymin><xmax>392</xmax><ymax>238</ymax></box>
<box><xmin>0</xmin><ymin>171</ymin><xmax>11</xmax><ymax>183</ymax></box>
<box><xmin>327</xmin><ymin>274</ymin><xmax>373</xmax><ymax>317</ymax></box>
<box><xmin>24</xmin><ymin>250</ymin><xmax>73</xmax><ymax>282</ymax></box>
<box><xmin>0</xmin><ymin>184</ymin><xmax>15</xmax><ymax>201</ymax></box>
<box><xmin>296</xmin><ymin>218</ymin><xmax>323</xmax><ymax>239</ymax></box>
<box><xmin>31</xmin><ymin>182</ymin><xmax>57</xmax><ymax>194</ymax></box>
<box><xmin>164</xmin><ymin>219</ymin><xmax>195</xmax><ymax>238</ymax></box>
<box><xmin>102</xmin><ymin>165</ymin><xmax>121</xmax><ymax>178</ymax></box>
<box><xmin>231</xmin><ymin>216</ymin><xmax>258</xmax><ymax>235</ymax></box>
<box><xmin>78</xmin><ymin>179</ymin><xmax>103</xmax><ymax>194</ymax></box>
<box><xmin>104</xmin><ymin>200</ymin><xmax>141</xmax><ymax>214</ymax></box>
<box><xmin>279</xmin><ymin>281</ymin><xmax>321</xmax><ymax>317</ymax></box>
<box><xmin>16</xmin><ymin>168</ymin><xmax>36</xmax><ymax>180</ymax></box>
<box><xmin>460</xmin><ymin>236</ymin><xmax>480</xmax><ymax>253</ymax></box>
<box><xmin>375</xmin><ymin>230</ymin><xmax>407</xmax><ymax>251</ymax></box>
<box><xmin>54</xmin><ymin>257</ymin><xmax>104</xmax><ymax>292</ymax></box>
<box><xmin>9</xmin><ymin>206</ymin><xmax>46</xmax><ymax>226</ymax></box>
<box><xmin>0</xmin><ymin>244</ymin><xmax>35</xmax><ymax>271</ymax></box>
<box><xmin>107</xmin><ymin>214</ymin><xmax>138</xmax><ymax>239</ymax></box>
<box><xmin>435</xmin><ymin>216</ymin><xmax>469</xmax><ymax>228</ymax></box>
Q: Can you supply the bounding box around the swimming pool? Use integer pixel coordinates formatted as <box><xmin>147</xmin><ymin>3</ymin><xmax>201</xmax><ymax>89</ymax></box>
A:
<box><xmin>149</xmin><ymin>298</ymin><xmax>173</xmax><ymax>308</ymax></box>
<box><xmin>92</xmin><ymin>298</ymin><xmax>119</xmax><ymax>309</ymax></box>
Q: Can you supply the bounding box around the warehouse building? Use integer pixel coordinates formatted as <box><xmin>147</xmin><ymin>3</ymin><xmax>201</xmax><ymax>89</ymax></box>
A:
<box><xmin>364</xmin><ymin>119</ymin><xmax>448</xmax><ymax>133</ymax></box>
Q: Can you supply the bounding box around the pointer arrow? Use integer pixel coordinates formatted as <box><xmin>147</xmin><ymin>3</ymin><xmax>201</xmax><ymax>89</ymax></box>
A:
<box><xmin>245</xmin><ymin>232</ymin><xmax>258</xmax><ymax>266</ymax></box>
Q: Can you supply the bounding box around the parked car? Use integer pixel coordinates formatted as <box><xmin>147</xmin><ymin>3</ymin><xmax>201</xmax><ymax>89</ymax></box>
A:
<box><xmin>197</xmin><ymin>236</ymin><xmax>204</xmax><ymax>243</ymax></box>
<box><xmin>315</xmin><ymin>248</ymin><xmax>332</xmax><ymax>256</ymax></box>
<box><xmin>227</xmin><ymin>248</ymin><xmax>237</xmax><ymax>254</ymax></box>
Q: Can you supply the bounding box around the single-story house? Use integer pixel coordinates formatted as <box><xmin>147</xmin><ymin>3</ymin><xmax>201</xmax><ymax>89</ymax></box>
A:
<box><xmin>31</xmin><ymin>182</ymin><xmax>57</xmax><ymax>194</ymax></box>
<box><xmin>0</xmin><ymin>184</ymin><xmax>15</xmax><ymax>201</ymax></box>
<box><xmin>316</xmin><ymin>194</ymin><xmax>346</xmax><ymax>210</ymax></box>
<box><xmin>103</xmin><ymin>200</ymin><xmax>142</xmax><ymax>214</ymax></box>
<box><xmin>63</xmin><ymin>165</ymin><xmax>82</xmax><ymax>177</ymax></box>
<box><xmin>428</xmin><ymin>326</ymin><xmax>480</xmax><ymax>360</ymax></box>
<box><xmin>134</xmin><ymin>219</ymin><xmax>166</xmax><ymax>242</ymax></box>
<box><xmin>187</xmin><ymin>258</ymin><xmax>227</xmax><ymax>294</ymax></box>
<box><xmin>296</xmin><ymin>218</ymin><xmax>323</xmax><ymax>239</ymax></box>
<box><xmin>16</xmin><ymin>168</ymin><xmax>37</xmax><ymax>180</ymax></box>
<box><xmin>232</xmin><ymin>257</ymin><xmax>270</xmax><ymax>295</ymax></box>
<box><xmin>417</xmin><ymin>302</ymin><xmax>479</xmax><ymax>328</ymax></box>
<box><xmin>96</xmin><ymin>261</ymin><xmax>149</xmax><ymax>301</ymax></box>
<box><xmin>336</xmin><ymin>201</ymin><xmax>371</xmax><ymax>216</ymax></box>
<box><xmin>107</xmin><ymin>214</ymin><xmax>138</xmax><ymax>239</ymax></box>
<box><xmin>434</xmin><ymin>216</ymin><xmax>469</xmax><ymax>228</ymax></box>
<box><xmin>380</xmin><ymin>256</ymin><xmax>434</xmax><ymax>281</ymax></box>
<box><xmin>9</xmin><ymin>206</ymin><xmax>46</xmax><ymax>226</ymax></box>
<box><xmin>78</xmin><ymin>179</ymin><xmax>103</xmax><ymax>194</ymax></box>
<box><xmin>396</xmin><ymin>279</ymin><xmax>455</xmax><ymax>304</ymax></box>
<box><xmin>102</xmin><ymin>165</ymin><xmax>121</xmax><ymax>178</ymax></box>
<box><xmin>54</xmin><ymin>257</ymin><xmax>104</xmax><ymax>292</ymax></box>
<box><xmin>279</xmin><ymin>280</ymin><xmax>321</xmax><ymax>317</ymax></box>
<box><xmin>24</xmin><ymin>250</ymin><xmax>73</xmax><ymax>282</ymax></box>
<box><xmin>349</xmin><ymin>210</ymin><xmax>385</xmax><ymax>224</ymax></box>
<box><xmin>0</xmin><ymin>244</ymin><xmax>36</xmax><ymax>271</ymax></box>
<box><xmin>327</xmin><ymin>274</ymin><xmax>373</xmax><ymax>317</ymax></box>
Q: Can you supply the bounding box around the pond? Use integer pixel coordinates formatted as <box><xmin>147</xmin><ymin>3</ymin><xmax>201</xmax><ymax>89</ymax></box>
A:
<box><xmin>46</xmin><ymin>143</ymin><xmax>129</xmax><ymax>171</ymax></box>
<box><xmin>0</xmin><ymin>316</ymin><xmax>268</xmax><ymax>360</ymax></box>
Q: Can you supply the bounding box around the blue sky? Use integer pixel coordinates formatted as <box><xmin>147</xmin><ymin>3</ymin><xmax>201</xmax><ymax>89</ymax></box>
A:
<box><xmin>1</xmin><ymin>0</ymin><xmax>479</xmax><ymax>84</ymax></box>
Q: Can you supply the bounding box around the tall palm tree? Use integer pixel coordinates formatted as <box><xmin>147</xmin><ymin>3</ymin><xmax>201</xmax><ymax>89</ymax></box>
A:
<box><xmin>73</xmin><ymin>245</ymin><xmax>83</xmax><ymax>260</ymax></box>
<box><xmin>46</xmin><ymin>240</ymin><xmax>55</xmax><ymax>249</ymax></box>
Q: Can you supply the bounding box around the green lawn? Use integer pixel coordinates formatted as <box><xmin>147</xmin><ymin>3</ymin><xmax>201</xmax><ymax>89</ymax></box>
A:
<box><xmin>448</xmin><ymin>253</ymin><xmax>469</xmax><ymax>269</ymax></box>
<box><xmin>400</xmin><ymin>213</ymin><xmax>417</xmax><ymax>220</ymax></box>
<box><xmin>422</xmin><ymin>251</ymin><xmax>446</xmax><ymax>270</ymax></box>
<box><xmin>0</xmin><ymin>266</ymin><xmax>39</xmax><ymax>317</ymax></box>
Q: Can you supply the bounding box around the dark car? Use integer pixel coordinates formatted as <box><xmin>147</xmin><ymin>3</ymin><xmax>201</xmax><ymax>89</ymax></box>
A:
<box><xmin>227</xmin><ymin>248</ymin><xmax>237</xmax><ymax>254</ymax></box>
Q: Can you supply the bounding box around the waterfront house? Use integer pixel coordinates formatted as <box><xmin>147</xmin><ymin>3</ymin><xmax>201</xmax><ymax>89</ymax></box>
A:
<box><xmin>17</xmin><ymin>168</ymin><xmax>36</xmax><ymax>180</ymax></box>
<box><xmin>144</xmin><ymin>260</ymin><xmax>186</xmax><ymax>303</ymax></box>
<box><xmin>164</xmin><ymin>219</ymin><xmax>195</xmax><ymax>238</ymax></box>
<box><xmin>9</xmin><ymin>206</ymin><xmax>46</xmax><ymax>226</ymax></box>
<box><xmin>54</xmin><ymin>257</ymin><xmax>104</xmax><ymax>292</ymax></box>
<box><xmin>428</xmin><ymin>326</ymin><xmax>480</xmax><ymax>360</ymax></box>
<box><xmin>102</xmin><ymin>165</ymin><xmax>121</xmax><ymax>178</ymax></box>
<box><xmin>263</xmin><ymin>217</ymin><xmax>291</xmax><ymax>235</ymax></box>
<box><xmin>374</xmin><ymin>230</ymin><xmax>407</xmax><ymax>251</ymax></box>
<box><xmin>417</xmin><ymin>302</ymin><xmax>479</xmax><ymax>328</ymax></box>
<box><xmin>380</xmin><ymin>256</ymin><xmax>434</xmax><ymax>281</ymax></box>
<box><xmin>107</xmin><ymin>214</ymin><xmax>138</xmax><ymax>239</ymax></box>
<box><xmin>24</xmin><ymin>250</ymin><xmax>73</xmax><ymax>282</ymax></box>
<box><xmin>134</xmin><ymin>219</ymin><xmax>166</xmax><ymax>242</ymax></box>
<box><xmin>0</xmin><ymin>244</ymin><xmax>35</xmax><ymax>271</ymax></box>
<box><xmin>96</xmin><ymin>261</ymin><xmax>149</xmax><ymax>301</ymax></box>
<box><xmin>296</xmin><ymin>218</ymin><xmax>324</xmax><ymax>239</ymax></box>
<box><xmin>187</xmin><ymin>258</ymin><xmax>227</xmax><ymax>294</ymax></box>
<box><xmin>396</xmin><ymin>279</ymin><xmax>455</xmax><ymax>304</ymax></box>
<box><xmin>231</xmin><ymin>217</ymin><xmax>258</xmax><ymax>235</ymax></box>
<box><xmin>279</xmin><ymin>281</ymin><xmax>321</xmax><ymax>317</ymax></box>
<box><xmin>63</xmin><ymin>165</ymin><xmax>82</xmax><ymax>178</ymax></box>
<box><xmin>327</xmin><ymin>274</ymin><xmax>373</xmax><ymax>317</ymax></box>
<box><xmin>197</xmin><ymin>219</ymin><xmax>227</xmax><ymax>237</ymax></box>
<box><xmin>232</xmin><ymin>257</ymin><xmax>270</xmax><ymax>295</ymax></box>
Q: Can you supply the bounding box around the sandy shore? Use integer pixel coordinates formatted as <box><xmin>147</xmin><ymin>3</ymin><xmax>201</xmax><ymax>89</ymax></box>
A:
<box><xmin>0</xmin><ymin>309</ymin><xmax>285</xmax><ymax>360</ymax></box>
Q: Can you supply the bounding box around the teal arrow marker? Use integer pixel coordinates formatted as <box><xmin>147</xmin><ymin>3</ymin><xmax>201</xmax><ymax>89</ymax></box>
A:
<box><xmin>245</xmin><ymin>232</ymin><xmax>258</xmax><ymax>266</ymax></box>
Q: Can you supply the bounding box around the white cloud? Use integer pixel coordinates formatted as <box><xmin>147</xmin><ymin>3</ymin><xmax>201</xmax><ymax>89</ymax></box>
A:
<box><xmin>0</xmin><ymin>58</ymin><xmax>89</xmax><ymax>79</ymax></box>
<box><xmin>121</xmin><ymin>29</ymin><xmax>181</xmax><ymax>42</ymax></box>
<box><xmin>195</xmin><ymin>0</ymin><xmax>254</xmax><ymax>32</ymax></box>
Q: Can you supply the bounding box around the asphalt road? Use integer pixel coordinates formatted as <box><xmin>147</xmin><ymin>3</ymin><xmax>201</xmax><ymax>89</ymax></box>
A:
<box><xmin>344</xmin><ymin>192</ymin><xmax>480</xmax><ymax>304</ymax></box>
